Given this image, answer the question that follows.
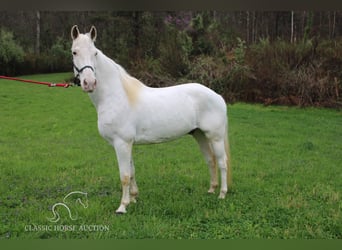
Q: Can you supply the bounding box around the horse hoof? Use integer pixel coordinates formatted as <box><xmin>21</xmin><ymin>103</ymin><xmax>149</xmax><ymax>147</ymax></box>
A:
<box><xmin>115</xmin><ymin>209</ymin><xmax>127</xmax><ymax>215</ymax></box>
<box><xmin>219</xmin><ymin>191</ymin><xmax>227</xmax><ymax>199</ymax></box>
<box><xmin>207</xmin><ymin>189</ymin><xmax>215</xmax><ymax>194</ymax></box>
<box><xmin>115</xmin><ymin>204</ymin><xmax>127</xmax><ymax>214</ymax></box>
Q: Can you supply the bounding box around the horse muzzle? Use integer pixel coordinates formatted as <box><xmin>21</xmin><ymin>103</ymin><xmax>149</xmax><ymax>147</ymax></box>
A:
<box><xmin>82</xmin><ymin>79</ymin><xmax>97</xmax><ymax>93</ymax></box>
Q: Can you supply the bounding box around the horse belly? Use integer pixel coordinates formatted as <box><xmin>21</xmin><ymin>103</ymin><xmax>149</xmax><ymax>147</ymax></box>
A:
<box><xmin>134</xmin><ymin>96</ymin><xmax>196</xmax><ymax>144</ymax></box>
<box><xmin>134</xmin><ymin>124</ymin><xmax>193</xmax><ymax>144</ymax></box>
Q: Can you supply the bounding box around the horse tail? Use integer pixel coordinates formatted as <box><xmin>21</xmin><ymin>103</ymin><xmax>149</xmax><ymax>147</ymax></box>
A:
<box><xmin>225</xmin><ymin>123</ymin><xmax>232</xmax><ymax>190</ymax></box>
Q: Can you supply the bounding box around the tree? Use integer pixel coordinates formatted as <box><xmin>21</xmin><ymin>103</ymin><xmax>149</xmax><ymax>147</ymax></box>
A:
<box><xmin>291</xmin><ymin>11</ymin><xmax>294</xmax><ymax>43</ymax></box>
<box><xmin>0</xmin><ymin>29</ymin><xmax>24</xmax><ymax>75</ymax></box>
<box><xmin>36</xmin><ymin>10</ymin><xmax>40</xmax><ymax>54</ymax></box>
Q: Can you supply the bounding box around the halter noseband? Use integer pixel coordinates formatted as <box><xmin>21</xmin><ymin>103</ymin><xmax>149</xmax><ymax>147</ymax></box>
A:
<box><xmin>73</xmin><ymin>63</ymin><xmax>95</xmax><ymax>86</ymax></box>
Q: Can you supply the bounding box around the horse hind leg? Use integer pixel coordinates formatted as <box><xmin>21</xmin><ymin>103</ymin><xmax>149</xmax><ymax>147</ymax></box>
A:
<box><xmin>192</xmin><ymin>129</ymin><xmax>218</xmax><ymax>194</ymax></box>
<box><xmin>210</xmin><ymin>139</ymin><xmax>228</xmax><ymax>199</ymax></box>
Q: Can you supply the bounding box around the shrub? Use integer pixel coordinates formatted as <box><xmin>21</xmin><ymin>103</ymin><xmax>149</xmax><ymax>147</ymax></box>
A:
<box><xmin>0</xmin><ymin>29</ymin><xmax>25</xmax><ymax>75</ymax></box>
<box><xmin>48</xmin><ymin>37</ymin><xmax>71</xmax><ymax>72</ymax></box>
<box><xmin>246</xmin><ymin>38</ymin><xmax>342</xmax><ymax>107</ymax></box>
<box><xmin>17</xmin><ymin>37</ymin><xmax>72</xmax><ymax>75</ymax></box>
<box><xmin>187</xmin><ymin>46</ymin><xmax>255</xmax><ymax>103</ymax></box>
<box><xmin>190</xmin><ymin>13</ymin><xmax>215</xmax><ymax>55</ymax></box>
<box><xmin>227</xmin><ymin>38</ymin><xmax>255</xmax><ymax>100</ymax></box>
<box><xmin>158</xmin><ymin>26</ymin><xmax>192</xmax><ymax>77</ymax></box>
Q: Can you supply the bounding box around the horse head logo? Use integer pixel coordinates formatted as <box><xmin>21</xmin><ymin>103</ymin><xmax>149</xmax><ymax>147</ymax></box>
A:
<box><xmin>47</xmin><ymin>191</ymin><xmax>88</xmax><ymax>223</ymax></box>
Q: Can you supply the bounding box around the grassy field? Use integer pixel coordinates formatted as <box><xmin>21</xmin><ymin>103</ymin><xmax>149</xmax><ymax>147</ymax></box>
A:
<box><xmin>0</xmin><ymin>73</ymin><xmax>341</xmax><ymax>239</ymax></box>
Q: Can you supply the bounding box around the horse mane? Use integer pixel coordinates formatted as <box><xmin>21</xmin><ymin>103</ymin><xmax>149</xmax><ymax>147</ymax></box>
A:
<box><xmin>116</xmin><ymin>64</ymin><xmax>146</xmax><ymax>105</ymax></box>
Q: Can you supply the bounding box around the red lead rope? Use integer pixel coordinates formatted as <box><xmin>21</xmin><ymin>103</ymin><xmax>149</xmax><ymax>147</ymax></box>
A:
<box><xmin>0</xmin><ymin>75</ymin><xmax>70</xmax><ymax>88</ymax></box>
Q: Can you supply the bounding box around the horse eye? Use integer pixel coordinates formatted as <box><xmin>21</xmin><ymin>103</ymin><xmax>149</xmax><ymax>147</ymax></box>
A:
<box><xmin>95</xmin><ymin>52</ymin><xmax>98</xmax><ymax>56</ymax></box>
<box><xmin>72</xmin><ymin>51</ymin><xmax>77</xmax><ymax>56</ymax></box>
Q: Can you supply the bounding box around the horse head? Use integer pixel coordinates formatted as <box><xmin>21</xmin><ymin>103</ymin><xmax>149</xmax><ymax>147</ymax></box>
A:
<box><xmin>71</xmin><ymin>25</ymin><xmax>98</xmax><ymax>93</ymax></box>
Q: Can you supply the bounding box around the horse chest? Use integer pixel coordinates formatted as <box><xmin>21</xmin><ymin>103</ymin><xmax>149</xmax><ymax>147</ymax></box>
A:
<box><xmin>96</xmin><ymin>108</ymin><xmax>135</xmax><ymax>144</ymax></box>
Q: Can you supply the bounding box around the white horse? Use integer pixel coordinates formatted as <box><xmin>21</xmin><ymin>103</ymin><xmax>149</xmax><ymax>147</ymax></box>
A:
<box><xmin>71</xmin><ymin>25</ymin><xmax>231</xmax><ymax>214</ymax></box>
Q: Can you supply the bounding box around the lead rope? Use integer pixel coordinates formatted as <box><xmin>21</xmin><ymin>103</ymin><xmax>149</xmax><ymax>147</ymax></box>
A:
<box><xmin>0</xmin><ymin>75</ymin><xmax>70</xmax><ymax>88</ymax></box>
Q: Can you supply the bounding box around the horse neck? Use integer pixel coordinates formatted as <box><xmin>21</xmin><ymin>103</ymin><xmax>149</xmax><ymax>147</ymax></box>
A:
<box><xmin>89</xmin><ymin>51</ymin><xmax>128</xmax><ymax>109</ymax></box>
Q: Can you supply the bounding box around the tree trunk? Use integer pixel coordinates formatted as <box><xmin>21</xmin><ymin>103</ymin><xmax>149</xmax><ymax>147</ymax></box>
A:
<box><xmin>36</xmin><ymin>10</ymin><xmax>40</xmax><ymax>55</ymax></box>
<box><xmin>246</xmin><ymin>11</ymin><xmax>250</xmax><ymax>44</ymax></box>
<box><xmin>301</xmin><ymin>11</ymin><xmax>306</xmax><ymax>41</ymax></box>
<box><xmin>252</xmin><ymin>11</ymin><xmax>256</xmax><ymax>43</ymax></box>
<box><xmin>304</xmin><ymin>11</ymin><xmax>314</xmax><ymax>41</ymax></box>
<box><xmin>132</xmin><ymin>11</ymin><xmax>142</xmax><ymax>61</ymax></box>
<box><xmin>332</xmin><ymin>11</ymin><xmax>336</xmax><ymax>38</ymax></box>
<box><xmin>291</xmin><ymin>11</ymin><xmax>294</xmax><ymax>43</ymax></box>
<box><xmin>274</xmin><ymin>12</ymin><xmax>279</xmax><ymax>40</ymax></box>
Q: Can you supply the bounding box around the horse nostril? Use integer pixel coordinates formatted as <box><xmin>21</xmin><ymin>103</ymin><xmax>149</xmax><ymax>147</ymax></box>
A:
<box><xmin>84</xmin><ymin>80</ymin><xmax>88</xmax><ymax>86</ymax></box>
<box><xmin>94</xmin><ymin>80</ymin><xmax>97</xmax><ymax>87</ymax></box>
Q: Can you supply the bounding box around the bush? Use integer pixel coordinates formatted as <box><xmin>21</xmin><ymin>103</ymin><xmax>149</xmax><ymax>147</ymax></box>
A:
<box><xmin>188</xmin><ymin>42</ymin><xmax>255</xmax><ymax>103</ymax></box>
<box><xmin>158</xmin><ymin>26</ymin><xmax>192</xmax><ymax>77</ymax></box>
<box><xmin>0</xmin><ymin>29</ymin><xmax>25</xmax><ymax>75</ymax></box>
<box><xmin>246</xmin><ymin>39</ymin><xmax>342</xmax><ymax>107</ymax></box>
<box><xmin>186</xmin><ymin>38</ymin><xmax>256</xmax><ymax>103</ymax></box>
<box><xmin>225</xmin><ymin>38</ymin><xmax>255</xmax><ymax>101</ymax></box>
<box><xmin>16</xmin><ymin>37</ymin><xmax>72</xmax><ymax>75</ymax></box>
<box><xmin>48</xmin><ymin>37</ymin><xmax>71</xmax><ymax>72</ymax></box>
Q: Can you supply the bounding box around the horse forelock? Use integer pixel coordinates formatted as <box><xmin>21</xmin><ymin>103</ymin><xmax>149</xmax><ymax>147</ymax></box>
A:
<box><xmin>72</xmin><ymin>34</ymin><xmax>94</xmax><ymax>50</ymax></box>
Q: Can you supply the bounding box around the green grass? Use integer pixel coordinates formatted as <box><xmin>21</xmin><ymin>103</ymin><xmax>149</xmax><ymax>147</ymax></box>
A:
<box><xmin>0</xmin><ymin>73</ymin><xmax>341</xmax><ymax>239</ymax></box>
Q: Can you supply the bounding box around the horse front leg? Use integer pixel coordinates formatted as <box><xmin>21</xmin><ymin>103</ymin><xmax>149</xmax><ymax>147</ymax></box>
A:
<box><xmin>129</xmin><ymin>158</ymin><xmax>139</xmax><ymax>203</ymax></box>
<box><xmin>113</xmin><ymin>139</ymin><xmax>133</xmax><ymax>214</ymax></box>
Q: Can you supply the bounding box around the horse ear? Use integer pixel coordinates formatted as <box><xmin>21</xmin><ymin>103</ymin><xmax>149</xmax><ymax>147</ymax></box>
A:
<box><xmin>90</xmin><ymin>26</ymin><xmax>97</xmax><ymax>42</ymax></box>
<box><xmin>71</xmin><ymin>25</ymin><xmax>80</xmax><ymax>40</ymax></box>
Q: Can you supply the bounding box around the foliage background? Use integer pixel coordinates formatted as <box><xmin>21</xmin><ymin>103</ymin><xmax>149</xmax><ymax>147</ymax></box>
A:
<box><xmin>0</xmin><ymin>11</ymin><xmax>341</xmax><ymax>107</ymax></box>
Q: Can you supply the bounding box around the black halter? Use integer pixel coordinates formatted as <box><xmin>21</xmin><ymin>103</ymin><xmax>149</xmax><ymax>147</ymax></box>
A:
<box><xmin>73</xmin><ymin>63</ymin><xmax>95</xmax><ymax>86</ymax></box>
